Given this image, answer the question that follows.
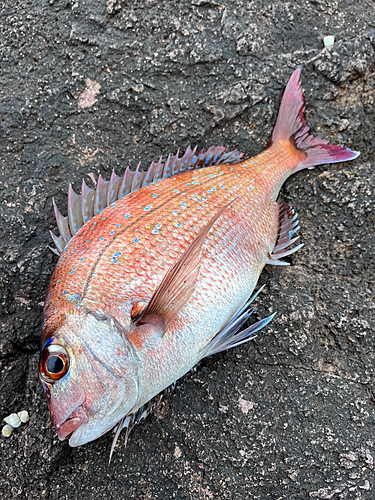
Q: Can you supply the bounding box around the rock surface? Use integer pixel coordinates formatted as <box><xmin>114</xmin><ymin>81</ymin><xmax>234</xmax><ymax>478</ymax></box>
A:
<box><xmin>0</xmin><ymin>0</ymin><xmax>374</xmax><ymax>499</ymax></box>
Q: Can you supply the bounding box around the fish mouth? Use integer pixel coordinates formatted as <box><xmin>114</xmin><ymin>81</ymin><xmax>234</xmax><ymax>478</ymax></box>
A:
<box><xmin>55</xmin><ymin>406</ymin><xmax>89</xmax><ymax>441</ymax></box>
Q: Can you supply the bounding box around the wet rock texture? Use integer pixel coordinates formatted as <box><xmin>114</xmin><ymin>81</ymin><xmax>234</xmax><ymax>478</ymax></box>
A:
<box><xmin>0</xmin><ymin>0</ymin><xmax>374</xmax><ymax>498</ymax></box>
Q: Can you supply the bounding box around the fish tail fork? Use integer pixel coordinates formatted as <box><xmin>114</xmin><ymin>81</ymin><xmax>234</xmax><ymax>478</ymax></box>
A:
<box><xmin>269</xmin><ymin>67</ymin><xmax>360</xmax><ymax>172</ymax></box>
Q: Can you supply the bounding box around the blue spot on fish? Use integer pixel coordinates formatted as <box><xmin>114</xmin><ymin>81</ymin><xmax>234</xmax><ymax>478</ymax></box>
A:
<box><xmin>112</xmin><ymin>252</ymin><xmax>121</xmax><ymax>264</ymax></box>
<box><xmin>62</xmin><ymin>291</ymin><xmax>66</xmax><ymax>295</ymax></box>
<box><xmin>144</xmin><ymin>205</ymin><xmax>151</xmax><ymax>211</ymax></box>
<box><xmin>117</xmin><ymin>224</ymin><xmax>121</xmax><ymax>227</ymax></box>
<box><xmin>153</xmin><ymin>194</ymin><xmax>157</xmax><ymax>198</ymax></box>
<box><xmin>134</xmin><ymin>238</ymin><xmax>139</xmax><ymax>243</ymax></box>
<box><xmin>124</xmin><ymin>214</ymin><xmax>131</xmax><ymax>219</ymax></box>
<box><xmin>110</xmin><ymin>231</ymin><xmax>114</xmax><ymax>235</ymax></box>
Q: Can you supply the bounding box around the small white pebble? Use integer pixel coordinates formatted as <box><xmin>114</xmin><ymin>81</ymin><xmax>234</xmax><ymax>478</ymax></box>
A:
<box><xmin>4</xmin><ymin>413</ymin><xmax>22</xmax><ymax>428</ymax></box>
<box><xmin>17</xmin><ymin>411</ymin><xmax>30</xmax><ymax>424</ymax></box>
<box><xmin>2</xmin><ymin>424</ymin><xmax>14</xmax><ymax>437</ymax></box>
<box><xmin>323</xmin><ymin>35</ymin><xmax>335</xmax><ymax>48</ymax></box>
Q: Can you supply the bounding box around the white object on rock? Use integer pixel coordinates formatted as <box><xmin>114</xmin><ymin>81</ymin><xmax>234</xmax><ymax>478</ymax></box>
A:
<box><xmin>2</xmin><ymin>424</ymin><xmax>14</xmax><ymax>437</ymax></box>
<box><xmin>323</xmin><ymin>35</ymin><xmax>335</xmax><ymax>48</ymax></box>
<box><xmin>17</xmin><ymin>411</ymin><xmax>30</xmax><ymax>424</ymax></box>
<box><xmin>4</xmin><ymin>413</ymin><xmax>22</xmax><ymax>428</ymax></box>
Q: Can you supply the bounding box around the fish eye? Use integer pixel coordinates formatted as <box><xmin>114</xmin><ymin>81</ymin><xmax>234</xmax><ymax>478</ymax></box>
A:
<box><xmin>39</xmin><ymin>343</ymin><xmax>70</xmax><ymax>383</ymax></box>
<box><xmin>46</xmin><ymin>355</ymin><xmax>65</xmax><ymax>374</ymax></box>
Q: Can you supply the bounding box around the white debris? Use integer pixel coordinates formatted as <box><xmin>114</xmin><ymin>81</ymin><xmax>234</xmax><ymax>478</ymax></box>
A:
<box><xmin>238</xmin><ymin>397</ymin><xmax>254</xmax><ymax>415</ymax></box>
<box><xmin>107</xmin><ymin>0</ymin><xmax>116</xmax><ymax>14</ymax></box>
<box><xmin>2</xmin><ymin>424</ymin><xmax>14</xmax><ymax>437</ymax></box>
<box><xmin>17</xmin><ymin>410</ymin><xmax>29</xmax><ymax>424</ymax></box>
<box><xmin>75</xmin><ymin>78</ymin><xmax>101</xmax><ymax>109</ymax></box>
<box><xmin>4</xmin><ymin>413</ymin><xmax>21</xmax><ymax>428</ymax></box>
<box><xmin>323</xmin><ymin>35</ymin><xmax>335</xmax><ymax>48</ymax></box>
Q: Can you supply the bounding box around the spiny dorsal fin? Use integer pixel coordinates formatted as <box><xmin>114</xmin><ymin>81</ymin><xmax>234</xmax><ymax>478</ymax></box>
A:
<box><xmin>50</xmin><ymin>145</ymin><xmax>243</xmax><ymax>255</ymax></box>
<box><xmin>135</xmin><ymin>201</ymin><xmax>234</xmax><ymax>335</ymax></box>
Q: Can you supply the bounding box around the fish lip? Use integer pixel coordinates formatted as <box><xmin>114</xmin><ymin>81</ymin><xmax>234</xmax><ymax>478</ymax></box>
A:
<box><xmin>55</xmin><ymin>406</ymin><xmax>89</xmax><ymax>441</ymax></box>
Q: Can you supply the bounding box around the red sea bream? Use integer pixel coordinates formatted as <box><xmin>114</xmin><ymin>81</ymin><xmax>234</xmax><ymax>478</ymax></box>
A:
<box><xmin>38</xmin><ymin>68</ymin><xmax>359</xmax><ymax>454</ymax></box>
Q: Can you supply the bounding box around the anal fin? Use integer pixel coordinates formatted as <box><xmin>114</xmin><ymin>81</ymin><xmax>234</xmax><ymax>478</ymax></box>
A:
<box><xmin>267</xmin><ymin>199</ymin><xmax>303</xmax><ymax>266</ymax></box>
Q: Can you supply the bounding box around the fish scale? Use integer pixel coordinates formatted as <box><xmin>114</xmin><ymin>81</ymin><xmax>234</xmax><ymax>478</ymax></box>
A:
<box><xmin>39</xmin><ymin>68</ymin><xmax>359</xmax><ymax>451</ymax></box>
<box><xmin>43</xmin><ymin>145</ymin><xmax>295</xmax><ymax>334</ymax></box>
<box><xmin>46</xmin><ymin>146</ymin><xmax>294</xmax><ymax>314</ymax></box>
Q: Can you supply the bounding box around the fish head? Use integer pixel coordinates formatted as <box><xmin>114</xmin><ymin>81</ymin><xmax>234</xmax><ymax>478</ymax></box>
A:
<box><xmin>38</xmin><ymin>306</ymin><xmax>139</xmax><ymax>446</ymax></box>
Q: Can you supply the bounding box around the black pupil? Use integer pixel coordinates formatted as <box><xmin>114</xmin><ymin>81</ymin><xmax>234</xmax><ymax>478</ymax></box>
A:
<box><xmin>46</xmin><ymin>355</ymin><xmax>64</xmax><ymax>374</ymax></box>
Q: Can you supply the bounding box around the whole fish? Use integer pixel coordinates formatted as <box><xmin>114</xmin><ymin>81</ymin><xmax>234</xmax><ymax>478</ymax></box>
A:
<box><xmin>38</xmin><ymin>68</ymin><xmax>359</xmax><ymax>454</ymax></box>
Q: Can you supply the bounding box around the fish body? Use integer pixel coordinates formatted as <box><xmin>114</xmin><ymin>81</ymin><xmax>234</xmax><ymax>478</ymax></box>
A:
<box><xmin>39</xmin><ymin>69</ymin><xmax>359</xmax><ymax>449</ymax></box>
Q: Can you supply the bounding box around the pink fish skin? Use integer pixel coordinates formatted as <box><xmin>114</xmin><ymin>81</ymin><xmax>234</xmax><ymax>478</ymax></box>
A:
<box><xmin>38</xmin><ymin>68</ymin><xmax>359</xmax><ymax>449</ymax></box>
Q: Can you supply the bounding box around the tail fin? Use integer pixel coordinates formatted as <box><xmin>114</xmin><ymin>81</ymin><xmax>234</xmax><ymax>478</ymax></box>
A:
<box><xmin>269</xmin><ymin>67</ymin><xmax>360</xmax><ymax>170</ymax></box>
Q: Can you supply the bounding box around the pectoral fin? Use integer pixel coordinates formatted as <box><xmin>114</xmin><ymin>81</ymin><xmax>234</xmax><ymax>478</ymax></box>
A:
<box><xmin>136</xmin><ymin>201</ymin><xmax>234</xmax><ymax>335</ymax></box>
